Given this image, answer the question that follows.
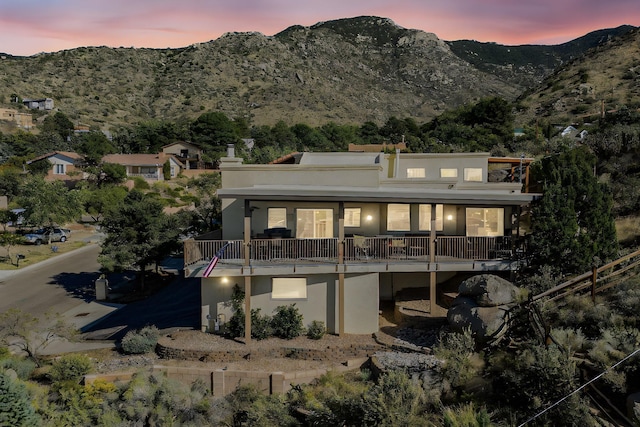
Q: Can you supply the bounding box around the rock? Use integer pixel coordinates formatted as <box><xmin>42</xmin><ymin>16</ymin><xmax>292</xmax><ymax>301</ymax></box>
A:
<box><xmin>448</xmin><ymin>274</ymin><xmax>521</xmax><ymax>345</ymax></box>
<box><xmin>458</xmin><ymin>274</ymin><xmax>520</xmax><ymax>307</ymax></box>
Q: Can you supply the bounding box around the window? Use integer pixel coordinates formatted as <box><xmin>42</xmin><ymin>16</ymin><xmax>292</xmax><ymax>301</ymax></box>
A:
<box><xmin>344</xmin><ymin>208</ymin><xmax>361</xmax><ymax>227</ymax></box>
<box><xmin>464</xmin><ymin>168</ymin><xmax>483</xmax><ymax>182</ymax></box>
<box><xmin>268</xmin><ymin>208</ymin><xmax>287</xmax><ymax>228</ymax></box>
<box><xmin>53</xmin><ymin>164</ymin><xmax>65</xmax><ymax>175</ymax></box>
<box><xmin>440</xmin><ymin>168</ymin><xmax>458</xmax><ymax>178</ymax></box>
<box><xmin>419</xmin><ymin>204</ymin><xmax>444</xmax><ymax>231</ymax></box>
<box><xmin>466</xmin><ymin>208</ymin><xmax>504</xmax><ymax>237</ymax></box>
<box><xmin>407</xmin><ymin>168</ymin><xmax>425</xmax><ymax>178</ymax></box>
<box><xmin>272</xmin><ymin>278</ymin><xmax>307</xmax><ymax>299</ymax></box>
<box><xmin>296</xmin><ymin>209</ymin><xmax>333</xmax><ymax>238</ymax></box>
<box><xmin>387</xmin><ymin>204</ymin><xmax>410</xmax><ymax>231</ymax></box>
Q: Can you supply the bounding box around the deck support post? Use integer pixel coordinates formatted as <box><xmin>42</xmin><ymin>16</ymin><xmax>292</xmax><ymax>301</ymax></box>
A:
<box><xmin>430</xmin><ymin>204</ymin><xmax>437</xmax><ymax>314</ymax></box>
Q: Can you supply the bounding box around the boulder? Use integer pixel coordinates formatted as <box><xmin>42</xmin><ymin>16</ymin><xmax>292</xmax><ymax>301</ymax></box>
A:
<box><xmin>458</xmin><ymin>274</ymin><xmax>520</xmax><ymax>307</ymax></box>
<box><xmin>447</xmin><ymin>274</ymin><xmax>522</xmax><ymax>346</ymax></box>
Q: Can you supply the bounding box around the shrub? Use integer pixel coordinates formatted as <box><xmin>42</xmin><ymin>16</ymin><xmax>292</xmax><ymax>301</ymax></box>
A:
<box><xmin>49</xmin><ymin>354</ymin><xmax>92</xmax><ymax>382</ymax></box>
<box><xmin>0</xmin><ymin>357</ymin><xmax>36</xmax><ymax>380</ymax></box>
<box><xmin>251</xmin><ymin>309</ymin><xmax>272</xmax><ymax>340</ymax></box>
<box><xmin>121</xmin><ymin>325</ymin><xmax>160</xmax><ymax>354</ymax></box>
<box><xmin>271</xmin><ymin>304</ymin><xmax>304</xmax><ymax>339</ymax></box>
<box><xmin>307</xmin><ymin>320</ymin><xmax>326</xmax><ymax>340</ymax></box>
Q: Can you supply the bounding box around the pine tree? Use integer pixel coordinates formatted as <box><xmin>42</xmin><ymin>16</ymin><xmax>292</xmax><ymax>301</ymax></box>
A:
<box><xmin>529</xmin><ymin>147</ymin><xmax>618</xmax><ymax>274</ymax></box>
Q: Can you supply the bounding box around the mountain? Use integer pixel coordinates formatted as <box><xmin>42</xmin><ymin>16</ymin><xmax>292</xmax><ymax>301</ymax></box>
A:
<box><xmin>0</xmin><ymin>17</ymin><xmax>636</xmax><ymax>131</ymax></box>
<box><xmin>514</xmin><ymin>27</ymin><xmax>640</xmax><ymax>124</ymax></box>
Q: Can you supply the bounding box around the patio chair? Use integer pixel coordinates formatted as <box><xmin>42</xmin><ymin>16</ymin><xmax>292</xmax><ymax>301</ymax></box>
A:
<box><xmin>354</xmin><ymin>235</ymin><xmax>370</xmax><ymax>260</ymax></box>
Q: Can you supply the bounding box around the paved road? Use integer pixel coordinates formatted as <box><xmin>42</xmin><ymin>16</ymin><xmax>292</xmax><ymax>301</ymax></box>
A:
<box><xmin>0</xmin><ymin>243</ymin><xmax>200</xmax><ymax>352</ymax></box>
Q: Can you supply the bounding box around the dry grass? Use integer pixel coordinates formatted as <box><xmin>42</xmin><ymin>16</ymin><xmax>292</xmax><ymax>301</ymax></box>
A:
<box><xmin>615</xmin><ymin>215</ymin><xmax>640</xmax><ymax>245</ymax></box>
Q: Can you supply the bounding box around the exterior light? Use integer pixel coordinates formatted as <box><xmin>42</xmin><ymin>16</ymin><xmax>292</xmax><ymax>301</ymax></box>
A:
<box><xmin>366</xmin><ymin>215</ymin><xmax>373</xmax><ymax>222</ymax></box>
<box><xmin>447</xmin><ymin>214</ymin><xmax>453</xmax><ymax>221</ymax></box>
<box><xmin>221</xmin><ymin>277</ymin><xmax>229</xmax><ymax>284</ymax></box>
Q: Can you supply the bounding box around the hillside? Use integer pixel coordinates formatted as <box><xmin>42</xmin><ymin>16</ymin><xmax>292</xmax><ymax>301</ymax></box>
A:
<box><xmin>514</xmin><ymin>27</ymin><xmax>640</xmax><ymax>126</ymax></box>
<box><xmin>0</xmin><ymin>17</ymin><xmax>636</xmax><ymax>132</ymax></box>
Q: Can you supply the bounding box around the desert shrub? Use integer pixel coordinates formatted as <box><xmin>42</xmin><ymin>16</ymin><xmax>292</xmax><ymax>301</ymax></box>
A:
<box><xmin>49</xmin><ymin>353</ymin><xmax>92</xmax><ymax>382</ymax></box>
<box><xmin>307</xmin><ymin>320</ymin><xmax>326</xmax><ymax>340</ymax></box>
<box><xmin>442</xmin><ymin>402</ymin><xmax>492</xmax><ymax>427</ymax></box>
<box><xmin>251</xmin><ymin>309</ymin><xmax>273</xmax><ymax>341</ymax></box>
<box><xmin>121</xmin><ymin>325</ymin><xmax>160</xmax><ymax>354</ymax></box>
<box><xmin>227</xmin><ymin>308</ymin><xmax>245</xmax><ymax>339</ymax></box>
<box><xmin>0</xmin><ymin>357</ymin><xmax>36</xmax><ymax>380</ymax></box>
<box><xmin>132</xmin><ymin>176</ymin><xmax>150</xmax><ymax>190</ymax></box>
<box><xmin>271</xmin><ymin>305</ymin><xmax>304</xmax><ymax>339</ymax></box>
<box><xmin>0</xmin><ymin>347</ymin><xmax>9</xmax><ymax>359</ymax></box>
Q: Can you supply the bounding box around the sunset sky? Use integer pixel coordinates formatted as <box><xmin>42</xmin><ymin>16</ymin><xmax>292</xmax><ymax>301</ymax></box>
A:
<box><xmin>1</xmin><ymin>0</ymin><xmax>638</xmax><ymax>56</ymax></box>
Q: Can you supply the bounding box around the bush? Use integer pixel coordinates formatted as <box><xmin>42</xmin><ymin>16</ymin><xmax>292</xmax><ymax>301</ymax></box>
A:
<box><xmin>271</xmin><ymin>304</ymin><xmax>304</xmax><ymax>339</ymax></box>
<box><xmin>121</xmin><ymin>325</ymin><xmax>160</xmax><ymax>354</ymax></box>
<box><xmin>49</xmin><ymin>354</ymin><xmax>92</xmax><ymax>382</ymax></box>
<box><xmin>0</xmin><ymin>357</ymin><xmax>36</xmax><ymax>380</ymax></box>
<box><xmin>251</xmin><ymin>309</ymin><xmax>272</xmax><ymax>340</ymax></box>
<box><xmin>307</xmin><ymin>320</ymin><xmax>326</xmax><ymax>340</ymax></box>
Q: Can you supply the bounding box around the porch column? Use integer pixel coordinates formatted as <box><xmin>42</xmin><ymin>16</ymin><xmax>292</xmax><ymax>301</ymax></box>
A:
<box><xmin>430</xmin><ymin>204</ymin><xmax>437</xmax><ymax>315</ymax></box>
<box><xmin>244</xmin><ymin>276</ymin><xmax>251</xmax><ymax>344</ymax></box>
<box><xmin>244</xmin><ymin>200</ymin><xmax>251</xmax><ymax>267</ymax></box>
<box><xmin>338</xmin><ymin>202</ymin><xmax>345</xmax><ymax>336</ymax></box>
<box><xmin>243</xmin><ymin>200</ymin><xmax>252</xmax><ymax>343</ymax></box>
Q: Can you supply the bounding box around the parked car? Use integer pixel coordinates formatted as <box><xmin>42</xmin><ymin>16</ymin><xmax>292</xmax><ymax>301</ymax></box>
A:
<box><xmin>23</xmin><ymin>227</ymin><xmax>70</xmax><ymax>245</ymax></box>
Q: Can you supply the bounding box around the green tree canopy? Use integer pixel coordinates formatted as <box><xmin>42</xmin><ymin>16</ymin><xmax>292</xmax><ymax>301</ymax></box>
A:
<box><xmin>529</xmin><ymin>147</ymin><xmax>618</xmax><ymax>274</ymax></box>
<box><xmin>16</xmin><ymin>177</ymin><xmax>82</xmax><ymax>229</ymax></box>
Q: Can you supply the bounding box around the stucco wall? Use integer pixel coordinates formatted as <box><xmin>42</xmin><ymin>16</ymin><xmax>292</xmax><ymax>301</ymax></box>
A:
<box><xmin>341</xmin><ymin>273</ymin><xmax>379</xmax><ymax>334</ymax></box>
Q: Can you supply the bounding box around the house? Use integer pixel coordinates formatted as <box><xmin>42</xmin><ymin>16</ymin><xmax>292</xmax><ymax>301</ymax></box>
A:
<box><xmin>184</xmin><ymin>146</ymin><xmax>539</xmax><ymax>342</ymax></box>
<box><xmin>22</xmin><ymin>98</ymin><xmax>54</xmax><ymax>110</ymax></box>
<box><xmin>161</xmin><ymin>142</ymin><xmax>203</xmax><ymax>170</ymax></box>
<box><xmin>26</xmin><ymin>151</ymin><xmax>86</xmax><ymax>183</ymax></box>
<box><xmin>0</xmin><ymin>108</ymin><xmax>33</xmax><ymax>128</ymax></box>
<box><xmin>102</xmin><ymin>153</ymin><xmax>184</xmax><ymax>181</ymax></box>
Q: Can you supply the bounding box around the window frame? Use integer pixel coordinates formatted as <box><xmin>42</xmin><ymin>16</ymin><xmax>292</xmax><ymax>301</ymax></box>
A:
<box><xmin>272</xmin><ymin>277</ymin><xmax>307</xmax><ymax>300</ymax></box>
<box><xmin>387</xmin><ymin>204</ymin><xmax>410</xmax><ymax>231</ymax></box>
<box><xmin>344</xmin><ymin>207</ymin><xmax>361</xmax><ymax>228</ymax></box>
<box><xmin>267</xmin><ymin>207</ymin><xmax>287</xmax><ymax>229</ymax></box>
<box><xmin>463</xmin><ymin>168</ymin><xmax>483</xmax><ymax>182</ymax></box>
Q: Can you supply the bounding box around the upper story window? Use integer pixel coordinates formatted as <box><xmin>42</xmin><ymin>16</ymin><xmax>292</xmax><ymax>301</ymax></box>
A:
<box><xmin>463</xmin><ymin>168</ymin><xmax>483</xmax><ymax>182</ymax></box>
<box><xmin>268</xmin><ymin>208</ymin><xmax>287</xmax><ymax>229</ymax></box>
<box><xmin>344</xmin><ymin>208</ymin><xmax>361</xmax><ymax>227</ymax></box>
<box><xmin>53</xmin><ymin>164</ymin><xmax>65</xmax><ymax>175</ymax></box>
<box><xmin>440</xmin><ymin>168</ymin><xmax>458</xmax><ymax>178</ymax></box>
<box><xmin>296</xmin><ymin>208</ymin><xmax>333</xmax><ymax>238</ymax></box>
<box><xmin>407</xmin><ymin>168</ymin><xmax>425</xmax><ymax>178</ymax></box>
<box><xmin>466</xmin><ymin>208</ymin><xmax>504</xmax><ymax>237</ymax></box>
<box><xmin>387</xmin><ymin>204</ymin><xmax>410</xmax><ymax>231</ymax></box>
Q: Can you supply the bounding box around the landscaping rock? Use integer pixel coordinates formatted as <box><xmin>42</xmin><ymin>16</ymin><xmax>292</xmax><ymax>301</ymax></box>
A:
<box><xmin>458</xmin><ymin>274</ymin><xmax>520</xmax><ymax>307</ymax></box>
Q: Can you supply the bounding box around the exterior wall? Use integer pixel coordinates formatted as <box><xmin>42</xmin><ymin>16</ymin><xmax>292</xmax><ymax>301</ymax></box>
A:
<box><xmin>44</xmin><ymin>153</ymin><xmax>84</xmax><ymax>182</ymax></box>
<box><xmin>201</xmin><ymin>273</ymin><xmax>379</xmax><ymax>335</ymax></box>
<box><xmin>342</xmin><ymin>273</ymin><xmax>379</xmax><ymax>334</ymax></box>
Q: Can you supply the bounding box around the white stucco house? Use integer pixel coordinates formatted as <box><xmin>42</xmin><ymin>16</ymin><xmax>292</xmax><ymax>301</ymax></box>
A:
<box><xmin>184</xmin><ymin>146</ymin><xmax>539</xmax><ymax>341</ymax></box>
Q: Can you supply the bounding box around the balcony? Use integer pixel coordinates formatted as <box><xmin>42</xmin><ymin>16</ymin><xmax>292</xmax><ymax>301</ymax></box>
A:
<box><xmin>184</xmin><ymin>235</ymin><xmax>518</xmax><ymax>277</ymax></box>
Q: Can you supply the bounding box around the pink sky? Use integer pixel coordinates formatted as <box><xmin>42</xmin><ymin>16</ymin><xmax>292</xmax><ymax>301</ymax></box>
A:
<box><xmin>1</xmin><ymin>0</ymin><xmax>638</xmax><ymax>56</ymax></box>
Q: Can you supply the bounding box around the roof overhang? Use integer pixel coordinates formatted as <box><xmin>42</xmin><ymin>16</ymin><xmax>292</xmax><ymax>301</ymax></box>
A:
<box><xmin>217</xmin><ymin>185</ymin><xmax>540</xmax><ymax>206</ymax></box>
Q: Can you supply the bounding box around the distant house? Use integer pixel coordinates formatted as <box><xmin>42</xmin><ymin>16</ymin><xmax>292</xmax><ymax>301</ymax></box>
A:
<box><xmin>161</xmin><ymin>142</ymin><xmax>203</xmax><ymax>170</ymax></box>
<box><xmin>26</xmin><ymin>151</ymin><xmax>86</xmax><ymax>183</ymax></box>
<box><xmin>22</xmin><ymin>98</ymin><xmax>54</xmax><ymax>110</ymax></box>
<box><xmin>0</xmin><ymin>108</ymin><xmax>33</xmax><ymax>128</ymax></box>
<box><xmin>102</xmin><ymin>153</ymin><xmax>184</xmax><ymax>181</ymax></box>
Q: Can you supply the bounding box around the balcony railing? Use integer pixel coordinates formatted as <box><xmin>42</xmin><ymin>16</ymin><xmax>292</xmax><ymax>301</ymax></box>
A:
<box><xmin>184</xmin><ymin>236</ymin><xmax>514</xmax><ymax>268</ymax></box>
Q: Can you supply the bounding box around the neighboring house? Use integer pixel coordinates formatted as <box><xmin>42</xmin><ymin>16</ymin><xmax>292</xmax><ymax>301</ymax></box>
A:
<box><xmin>161</xmin><ymin>142</ymin><xmax>203</xmax><ymax>170</ymax></box>
<box><xmin>184</xmin><ymin>147</ymin><xmax>540</xmax><ymax>341</ymax></box>
<box><xmin>26</xmin><ymin>151</ymin><xmax>86</xmax><ymax>182</ymax></box>
<box><xmin>22</xmin><ymin>97</ymin><xmax>54</xmax><ymax>110</ymax></box>
<box><xmin>102</xmin><ymin>153</ymin><xmax>184</xmax><ymax>181</ymax></box>
<box><xmin>0</xmin><ymin>108</ymin><xmax>33</xmax><ymax>128</ymax></box>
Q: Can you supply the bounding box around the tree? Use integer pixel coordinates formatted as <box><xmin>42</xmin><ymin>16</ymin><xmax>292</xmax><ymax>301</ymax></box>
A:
<box><xmin>0</xmin><ymin>371</ymin><xmax>39</xmax><ymax>426</ymax></box>
<box><xmin>41</xmin><ymin>112</ymin><xmax>74</xmax><ymax>141</ymax></box>
<box><xmin>80</xmin><ymin>185</ymin><xmax>128</xmax><ymax>222</ymax></box>
<box><xmin>0</xmin><ymin>232</ymin><xmax>25</xmax><ymax>265</ymax></box>
<box><xmin>529</xmin><ymin>147</ymin><xmax>618</xmax><ymax>274</ymax></box>
<box><xmin>76</xmin><ymin>130</ymin><xmax>116</xmax><ymax>165</ymax></box>
<box><xmin>17</xmin><ymin>177</ymin><xmax>82</xmax><ymax>235</ymax></box>
<box><xmin>99</xmin><ymin>190</ymin><xmax>179</xmax><ymax>289</ymax></box>
<box><xmin>0</xmin><ymin>308</ymin><xmax>77</xmax><ymax>366</ymax></box>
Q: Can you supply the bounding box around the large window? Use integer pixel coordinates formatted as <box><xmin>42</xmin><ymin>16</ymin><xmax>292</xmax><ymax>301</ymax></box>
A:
<box><xmin>54</xmin><ymin>164</ymin><xmax>65</xmax><ymax>175</ymax></box>
<box><xmin>464</xmin><ymin>168</ymin><xmax>483</xmax><ymax>182</ymax></box>
<box><xmin>387</xmin><ymin>204</ymin><xmax>410</xmax><ymax>231</ymax></box>
<box><xmin>344</xmin><ymin>208</ymin><xmax>361</xmax><ymax>227</ymax></box>
<box><xmin>296</xmin><ymin>209</ymin><xmax>333</xmax><ymax>238</ymax></box>
<box><xmin>407</xmin><ymin>168</ymin><xmax>425</xmax><ymax>178</ymax></box>
<box><xmin>267</xmin><ymin>208</ymin><xmax>287</xmax><ymax>228</ymax></box>
<box><xmin>419</xmin><ymin>204</ymin><xmax>444</xmax><ymax>231</ymax></box>
<box><xmin>272</xmin><ymin>278</ymin><xmax>307</xmax><ymax>300</ymax></box>
<box><xmin>466</xmin><ymin>208</ymin><xmax>504</xmax><ymax>237</ymax></box>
